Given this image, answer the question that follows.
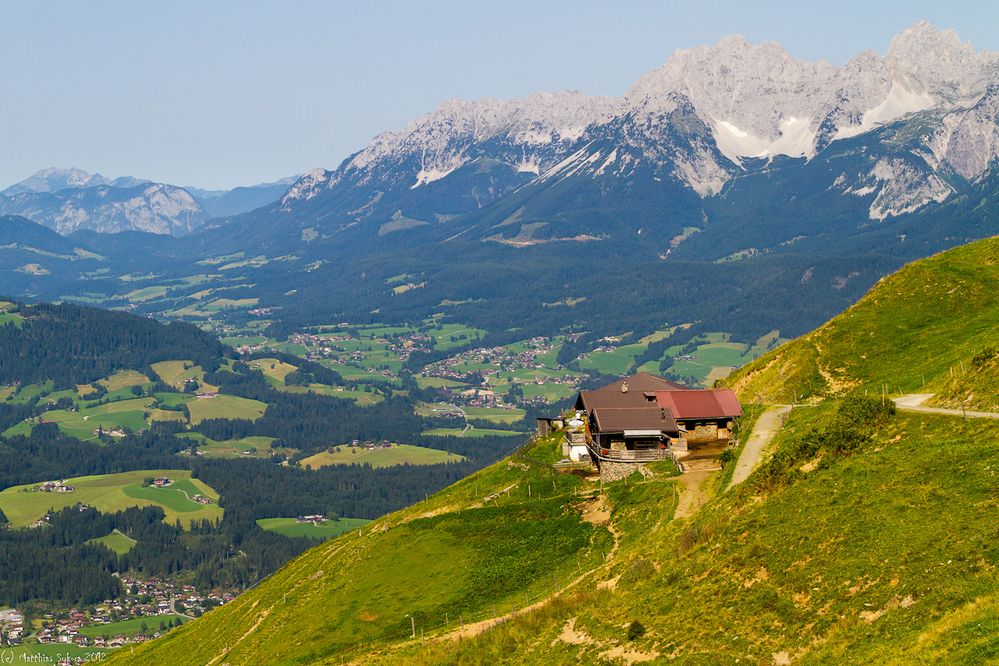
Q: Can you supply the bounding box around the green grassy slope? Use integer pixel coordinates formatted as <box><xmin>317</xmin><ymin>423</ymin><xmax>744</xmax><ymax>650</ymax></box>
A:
<box><xmin>86</xmin><ymin>529</ymin><xmax>138</xmax><ymax>555</ymax></box>
<box><xmin>109</xmin><ymin>436</ymin><xmax>615</xmax><ymax>665</ymax></box>
<box><xmin>726</xmin><ymin>236</ymin><xmax>999</xmax><ymax>410</ymax></box>
<box><xmin>298</xmin><ymin>444</ymin><xmax>465</xmax><ymax>469</ymax></box>
<box><xmin>112</xmin><ymin>406</ymin><xmax>999</xmax><ymax>665</ymax></box>
<box><xmin>255</xmin><ymin>517</ymin><xmax>371</xmax><ymax>540</ymax></box>
<box><xmin>389</xmin><ymin>408</ymin><xmax>999</xmax><ymax>665</ymax></box>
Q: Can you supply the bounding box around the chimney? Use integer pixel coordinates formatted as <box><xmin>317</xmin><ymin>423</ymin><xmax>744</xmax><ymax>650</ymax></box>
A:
<box><xmin>620</xmin><ymin>381</ymin><xmax>629</xmax><ymax>393</ymax></box>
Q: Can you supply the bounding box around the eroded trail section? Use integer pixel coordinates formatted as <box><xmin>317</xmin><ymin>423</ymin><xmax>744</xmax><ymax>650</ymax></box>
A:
<box><xmin>727</xmin><ymin>405</ymin><xmax>792</xmax><ymax>489</ymax></box>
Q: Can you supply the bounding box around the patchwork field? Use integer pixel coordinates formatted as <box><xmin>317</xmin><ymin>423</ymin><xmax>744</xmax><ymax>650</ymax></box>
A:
<box><xmin>0</xmin><ymin>312</ymin><xmax>24</xmax><ymax>328</ymax></box>
<box><xmin>576</xmin><ymin>341</ymin><xmax>648</xmax><ymax>375</ymax></box>
<box><xmin>3</xmin><ymin>397</ymin><xmax>160</xmax><ymax>440</ymax></box>
<box><xmin>150</xmin><ymin>360</ymin><xmax>219</xmax><ymax>392</ymax></box>
<box><xmin>0</xmin><ymin>470</ymin><xmax>222</xmax><ymax>529</ymax></box>
<box><xmin>415</xmin><ymin>376</ymin><xmax>468</xmax><ymax>389</ymax></box>
<box><xmin>256</xmin><ymin>517</ymin><xmax>371</xmax><ymax>540</ymax></box>
<box><xmin>278</xmin><ymin>382</ymin><xmax>384</xmax><ymax>405</ymax></box>
<box><xmin>248</xmin><ymin>357</ymin><xmax>299</xmax><ymax>384</ymax></box>
<box><xmin>299</xmin><ymin>444</ymin><xmax>465</xmax><ymax>469</ymax></box>
<box><xmin>96</xmin><ymin>369</ymin><xmax>151</xmax><ymax>392</ymax></box>
<box><xmin>461</xmin><ymin>406</ymin><xmax>526</xmax><ymax>424</ymax></box>
<box><xmin>519</xmin><ymin>383</ymin><xmax>576</xmax><ymax>402</ymax></box>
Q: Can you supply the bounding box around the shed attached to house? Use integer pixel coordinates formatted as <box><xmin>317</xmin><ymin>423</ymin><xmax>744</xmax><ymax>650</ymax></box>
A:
<box><xmin>654</xmin><ymin>389</ymin><xmax>743</xmax><ymax>444</ymax></box>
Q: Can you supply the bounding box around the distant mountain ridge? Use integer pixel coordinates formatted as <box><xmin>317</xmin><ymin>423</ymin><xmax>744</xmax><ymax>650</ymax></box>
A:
<box><xmin>0</xmin><ymin>169</ymin><xmax>295</xmax><ymax>235</ymax></box>
<box><xmin>266</xmin><ymin>21</ymin><xmax>998</xmax><ymax>241</ymax></box>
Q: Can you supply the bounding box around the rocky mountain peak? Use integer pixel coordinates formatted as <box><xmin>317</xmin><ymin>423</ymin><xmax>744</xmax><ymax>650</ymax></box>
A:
<box><xmin>886</xmin><ymin>21</ymin><xmax>999</xmax><ymax>103</ymax></box>
<box><xmin>4</xmin><ymin>167</ymin><xmax>111</xmax><ymax>195</ymax></box>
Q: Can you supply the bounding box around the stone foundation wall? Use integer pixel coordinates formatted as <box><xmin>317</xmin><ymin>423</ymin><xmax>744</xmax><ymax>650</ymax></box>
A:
<box><xmin>688</xmin><ymin>424</ymin><xmax>719</xmax><ymax>442</ymax></box>
<box><xmin>598</xmin><ymin>460</ymin><xmax>650</xmax><ymax>483</ymax></box>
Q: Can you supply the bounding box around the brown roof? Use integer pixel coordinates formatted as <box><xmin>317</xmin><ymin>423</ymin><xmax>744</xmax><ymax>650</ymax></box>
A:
<box><xmin>576</xmin><ymin>389</ymin><xmax>653</xmax><ymax>411</ymax></box>
<box><xmin>575</xmin><ymin>373</ymin><xmax>690</xmax><ymax>411</ymax></box>
<box><xmin>590</xmin><ymin>406</ymin><xmax>678</xmax><ymax>434</ymax></box>
<box><xmin>654</xmin><ymin>389</ymin><xmax>743</xmax><ymax>420</ymax></box>
<box><xmin>592</xmin><ymin>372</ymin><xmax>689</xmax><ymax>393</ymax></box>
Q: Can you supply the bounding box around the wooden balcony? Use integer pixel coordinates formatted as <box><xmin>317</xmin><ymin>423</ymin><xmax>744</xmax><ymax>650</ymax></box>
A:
<box><xmin>585</xmin><ymin>438</ymin><xmax>677</xmax><ymax>463</ymax></box>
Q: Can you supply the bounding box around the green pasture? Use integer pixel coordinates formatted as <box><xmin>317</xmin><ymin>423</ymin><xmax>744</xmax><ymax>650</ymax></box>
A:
<box><xmin>255</xmin><ymin>517</ymin><xmax>371</xmax><ymax>540</ymax></box>
<box><xmin>299</xmin><ymin>444</ymin><xmax>465</xmax><ymax>469</ymax></box>
<box><xmin>0</xmin><ymin>470</ymin><xmax>222</xmax><ymax>529</ymax></box>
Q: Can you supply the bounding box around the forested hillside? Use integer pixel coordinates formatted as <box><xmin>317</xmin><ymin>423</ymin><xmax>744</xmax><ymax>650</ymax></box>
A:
<box><xmin>0</xmin><ymin>301</ymin><xmax>230</xmax><ymax>387</ymax></box>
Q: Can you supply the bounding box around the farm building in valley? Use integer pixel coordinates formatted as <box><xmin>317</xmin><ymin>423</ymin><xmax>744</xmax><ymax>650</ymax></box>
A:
<box><xmin>560</xmin><ymin>372</ymin><xmax>743</xmax><ymax>480</ymax></box>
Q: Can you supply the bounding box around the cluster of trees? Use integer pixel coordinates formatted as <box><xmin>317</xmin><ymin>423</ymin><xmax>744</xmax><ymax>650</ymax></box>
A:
<box><xmin>0</xmin><ymin>301</ymin><xmax>232</xmax><ymax>388</ymax></box>
<box><xmin>0</xmin><ymin>300</ymin><xmax>538</xmax><ymax>605</ymax></box>
<box><xmin>195</xmin><ymin>458</ymin><xmax>478</xmax><ymax>522</ymax></box>
<box><xmin>0</xmin><ymin>507</ymin><xmax>122</xmax><ymax>606</ymax></box>
<box><xmin>0</xmin><ymin>424</ymin><xmax>186</xmax><ymax>489</ymax></box>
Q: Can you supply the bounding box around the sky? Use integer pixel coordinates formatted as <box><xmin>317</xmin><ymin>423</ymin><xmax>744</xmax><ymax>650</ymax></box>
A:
<box><xmin>1</xmin><ymin>0</ymin><xmax>996</xmax><ymax>190</ymax></box>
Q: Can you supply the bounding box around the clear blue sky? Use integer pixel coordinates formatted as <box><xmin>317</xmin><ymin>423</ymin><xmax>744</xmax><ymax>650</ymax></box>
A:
<box><xmin>1</xmin><ymin>0</ymin><xmax>995</xmax><ymax>190</ymax></box>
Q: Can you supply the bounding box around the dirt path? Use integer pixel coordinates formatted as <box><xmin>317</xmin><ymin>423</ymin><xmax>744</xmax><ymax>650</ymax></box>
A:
<box><xmin>894</xmin><ymin>394</ymin><xmax>999</xmax><ymax>420</ymax></box>
<box><xmin>673</xmin><ymin>459</ymin><xmax>717</xmax><ymax>520</ymax></box>
<box><xmin>727</xmin><ymin>405</ymin><xmax>792</xmax><ymax>489</ymax></box>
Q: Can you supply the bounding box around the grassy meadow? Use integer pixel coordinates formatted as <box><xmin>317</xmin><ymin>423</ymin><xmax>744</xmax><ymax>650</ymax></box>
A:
<box><xmin>86</xmin><ymin>529</ymin><xmax>138</xmax><ymax>555</ymax></box>
<box><xmin>107</xmin><ymin>433</ymin><xmax>613</xmax><ymax>665</ymax></box>
<box><xmin>186</xmin><ymin>394</ymin><xmax>267</xmax><ymax>424</ymax></box>
<box><xmin>256</xmin><ymin>517</ymin><xmax>371</xmax><ymax>540</ymax></box>
<box><xmin>79</xmin><ymin>615</ymin><xmax>188</xmax><ymax>638</ymax></box>
<box><xmin>0</xmin><ymin>470</ymin><xmax>222</xmax><ymax>529</ymax></box>
<box><xmin>299</xmin><ymin>444</ymin><xmax>465</xmax><ymax>469</ymax></box>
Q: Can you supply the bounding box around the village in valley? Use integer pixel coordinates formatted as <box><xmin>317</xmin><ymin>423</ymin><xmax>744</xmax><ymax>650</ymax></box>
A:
<box><xmin>0</xmin><ymin>576</ymin><xmax>234</xmax><ymax>658</ymax></box>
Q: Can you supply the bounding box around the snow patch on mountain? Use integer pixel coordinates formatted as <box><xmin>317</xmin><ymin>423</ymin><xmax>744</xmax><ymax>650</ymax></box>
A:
<box><xmin>628</xmin><ymin>21</ymin><xmax>998</xmax><ymax>164</ymax></box>
<box><xmin>346</xmin><ymin>92</ymin><xmax>622</xmax><ymax>184</ymax></box>
<box><xmin>835</xmin><ymin>82</ymin><xmax>935</xmax><ymax>140</ymax></box>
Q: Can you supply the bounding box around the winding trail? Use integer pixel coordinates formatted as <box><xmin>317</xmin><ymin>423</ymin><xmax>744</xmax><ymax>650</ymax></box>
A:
<box><xmin>673</xmin><ymin>459</ymin><xmax>718</xmax><ymax>519</ymax></box>
<box><xmin>893</xmin><ymin>394</ymin><xmax>999</xmax><ymax>419</ymax></box>
<box><xmin>727</xmin><ymin>405</ymin><xmax>792</xmax><ymax>490</ymax></box>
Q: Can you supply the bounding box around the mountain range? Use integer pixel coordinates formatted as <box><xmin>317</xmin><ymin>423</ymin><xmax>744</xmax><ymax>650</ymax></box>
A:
<box><xmin>0</xmin><ymin>168</ymin><xmax>296</xmax><ymax>235</ymax></box>
<box><xmin>266</xmin><ymin>21</ymin><xmax>998</xmax><ymax>239</ymax></box>
<box><xmin>1</xmin><ymin>21</ymin><xmax>997</xmax><ymax>347</ymax></box>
